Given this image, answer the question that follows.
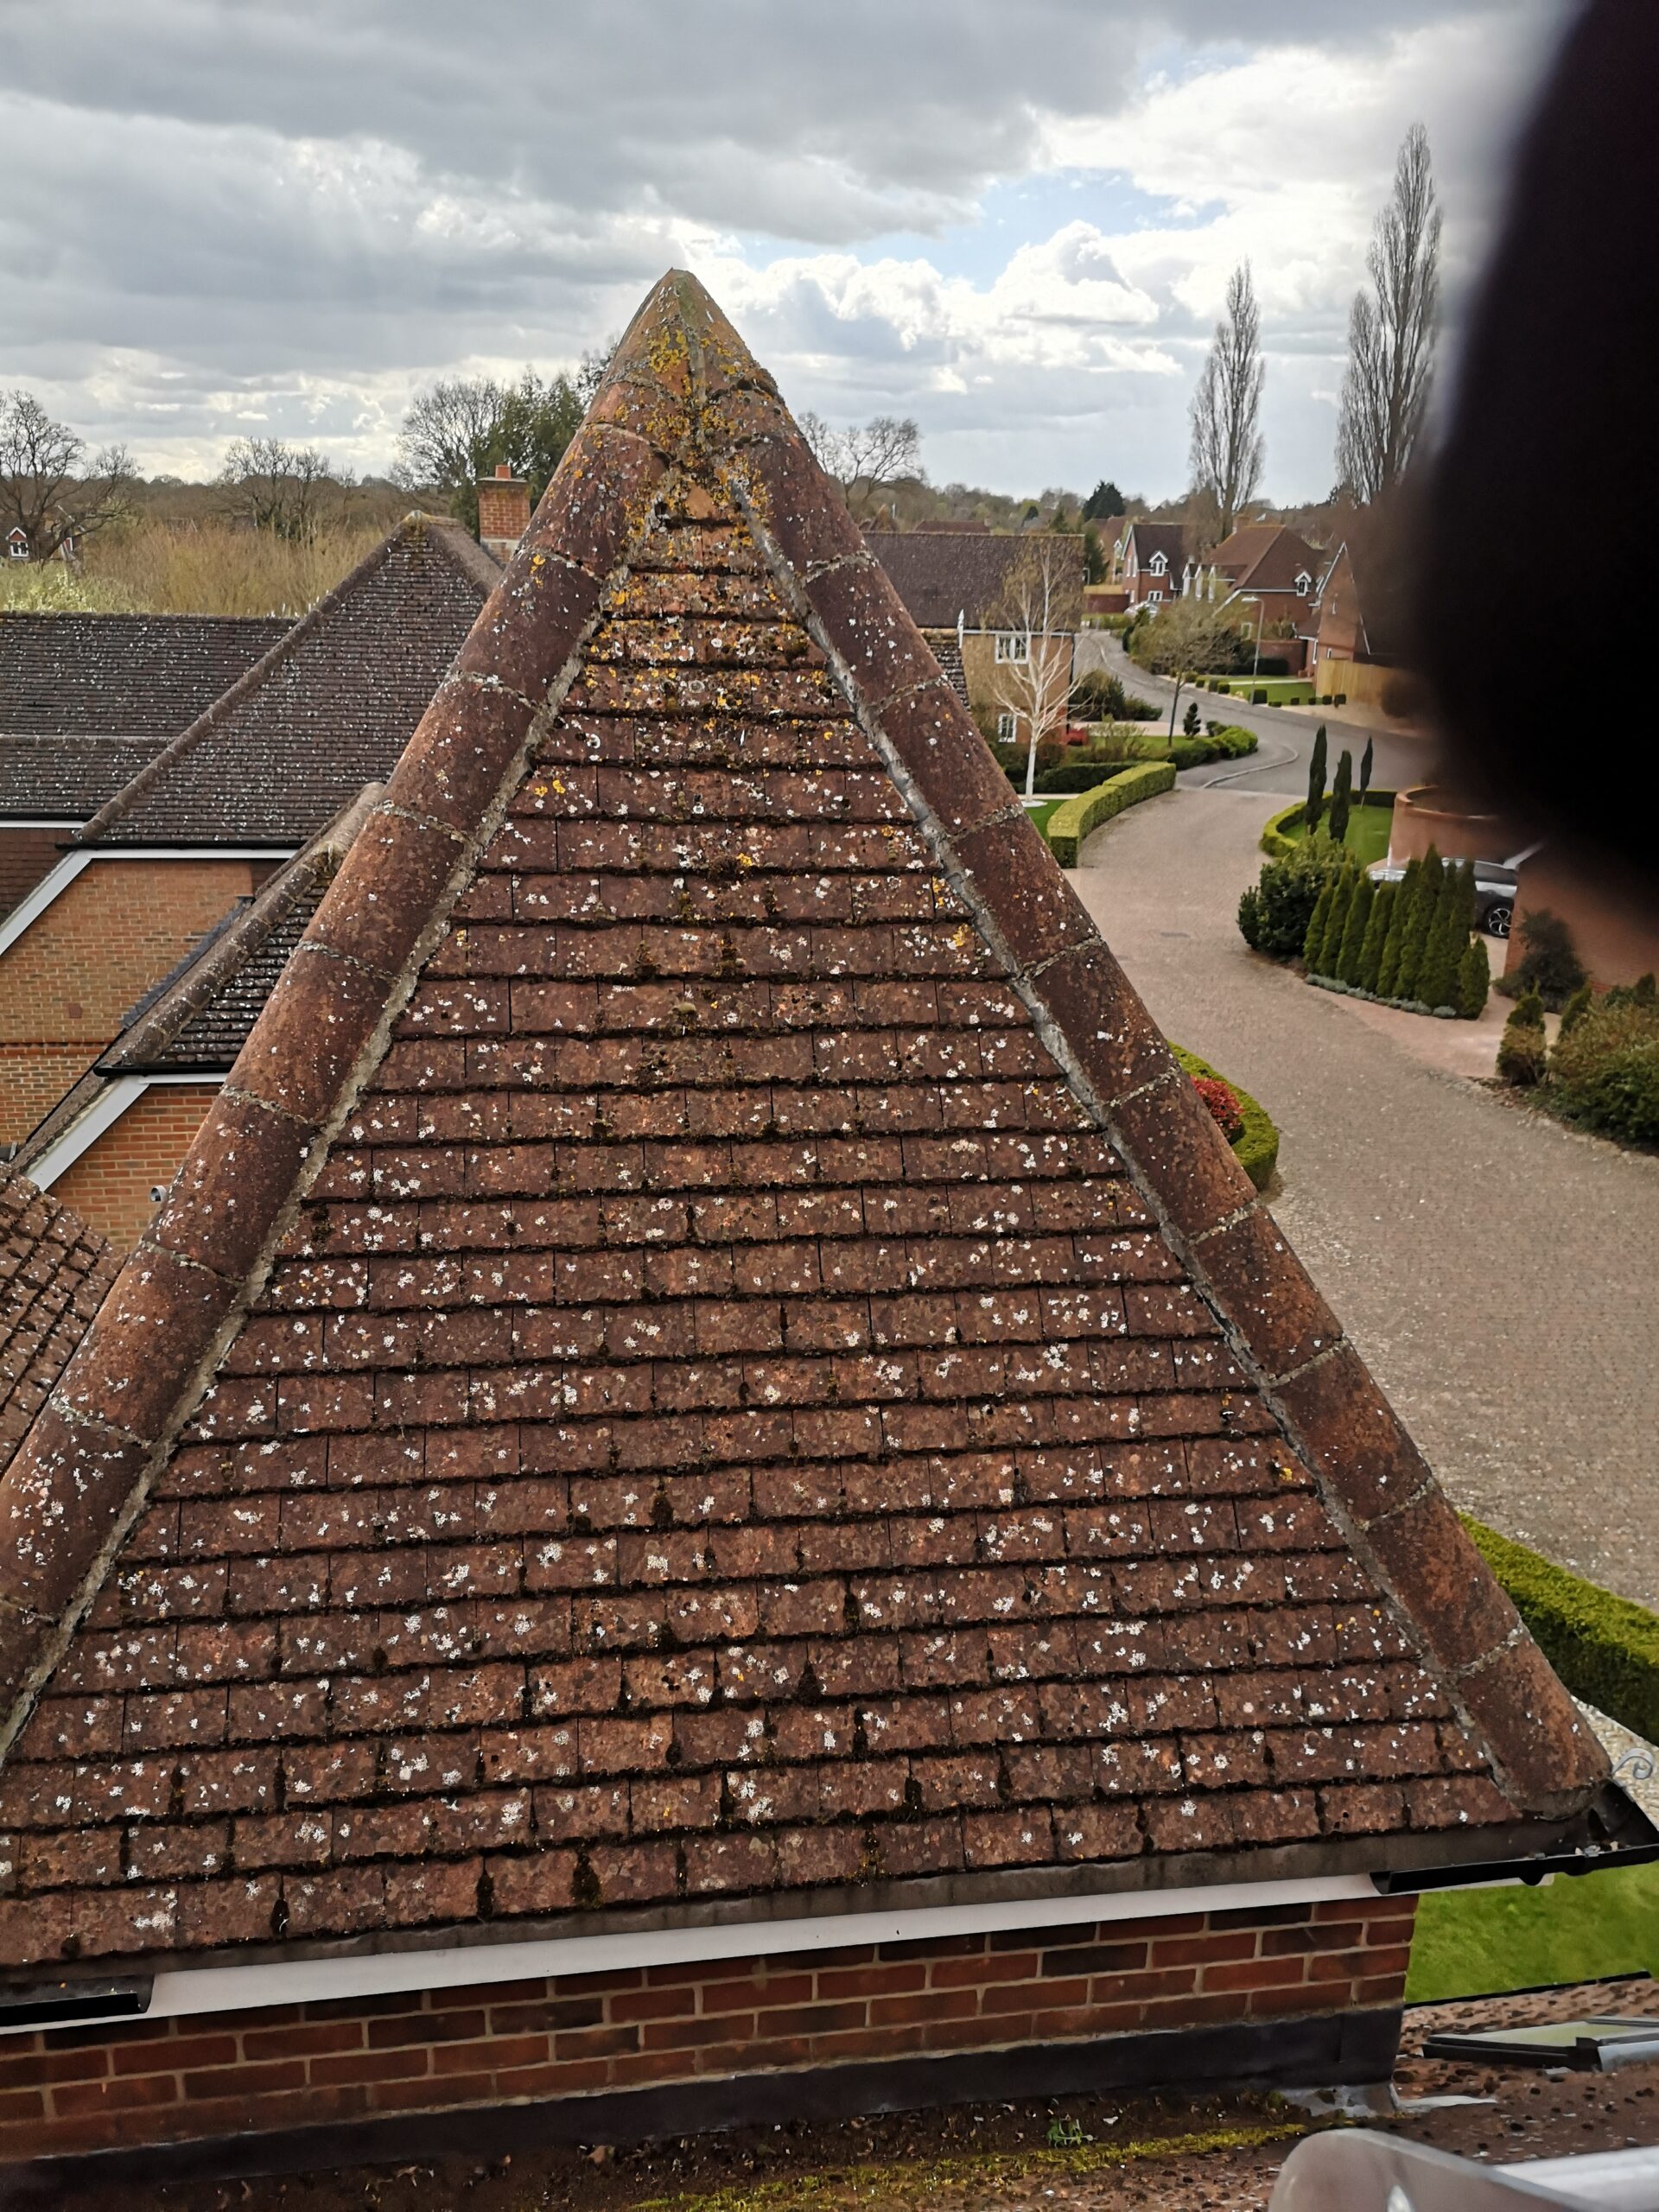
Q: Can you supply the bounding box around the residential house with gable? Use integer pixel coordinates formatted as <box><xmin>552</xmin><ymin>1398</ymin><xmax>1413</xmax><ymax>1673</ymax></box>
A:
<box><xmin>0</xmin><ymin>271</ymin><xmax>1638</xmax><ymax>2182</ymax></box>
<box><xmin>0</xmin><ymin>513</ymin><xmax>498</xmax><ymax>1167</ymax></box>
<box><xmin>868</xmin><ymin>528</ymin><xmax>1083</xmax><ymax>739</ymax></box>
<box><xmin>1119</xmin><ymin>519</ymin><xmax>1198</xmax><ymax>611</ymax></box>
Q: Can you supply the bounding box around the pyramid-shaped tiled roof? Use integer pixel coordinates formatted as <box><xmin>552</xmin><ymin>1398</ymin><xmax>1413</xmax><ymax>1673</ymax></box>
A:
<box><xmin>0</xmin><ymin>276</ymin><xmax>1614</xmax><ymax>1974</ymax></box>
<box><xmin>79</xmin><ymin>518</ymin><xmax>499</xmax><ymax>848</ymax></box>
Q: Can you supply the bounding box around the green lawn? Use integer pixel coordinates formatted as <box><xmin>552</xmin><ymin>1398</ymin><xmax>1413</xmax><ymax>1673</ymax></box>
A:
<box><xmin>1408</xmin><ymin>1861</ymin><xmax>1659</xmax><ymax>2002</ymax></box>
<box><xmin>1024</xmin><ymin>798</ymin><xmax>1064</xmax><ymax>837</ymax></box>
<box><xmin>1282</xmin><ymin>802</ymin><xmax>1393</xmax><ymax>868</ymax></box>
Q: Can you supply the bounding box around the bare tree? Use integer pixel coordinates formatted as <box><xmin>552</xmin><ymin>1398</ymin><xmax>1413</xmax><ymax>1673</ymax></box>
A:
<box><xmin>576</xmin><ymin>335</ymin><xmax>620</xmax><ymax>406</ymax></box>
<box><xmin>1337</xmin><ymin>123</ymin><xmax>1441</xmax><ymax>504</ymax></box>
<box><xmin>219</xmin><ymin>436</ymin><xmax>336</xmax><ymax>541</ymax></box>
<box><xmin>1187</xmin><ymin>262</ymin><xmax>1265</xmax><ymax>542</ymax></box>
<box><xmin>799</xmin><ymin>412</ymin><xmax>922</xmax><ymax>521</ymax></box>
<box><xmin>0</xmin><ymin>391</ymin><xmax>135</xmax><ymax>561</ymax></box>
<box><xmin>989</xmin><ymin>538</ymin><xmax>1080</xmax><ymax>799</ymax></box>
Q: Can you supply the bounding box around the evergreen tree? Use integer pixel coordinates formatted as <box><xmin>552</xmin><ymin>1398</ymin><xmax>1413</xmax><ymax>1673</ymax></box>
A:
<box><xmin>1182</xmin><ymin>700</ymin><xmax>1201</xmax><ymax>737</ymax></box>
<box><xmin>1335</xmin><ymin>871</ymin><xmax>1375</xmax><ymax>984</ymax></box>
<box><xmin>1456</xmin><ymin>935</ymin><xmax>1490</xmax><ymax>1020</ymax></box>
<box><xmin>1497</xmin><ymin>989</ymin><xmax>1548</xmax><ymax>1085</ymax></box>
<box><xmin>1557</xmin><ymin>981</ymin><xmax>1594</xmax><ymax>1038</ymax></box>
<box><xmin>1328</xmin><ymin>748</ymin><xmax>1354</xmax><ymax>848</ymax></box>
<box><xmin>1376</xmin><ymin>857</ymin><xmax>1421</xmax><ymax>998</ymax></box>
<box><xmin>1313</xmin><ymin>864</ymin><xmax>1358</xmax><ymax>976</ymax></box>
<box><xmin>1359</xmin><ymin>734</ymin><xmax>1374</xmax><ymax>803</ymax></box>
<box><xmin>1303</xmin><ymin>876</ymin><xmax>1338</xmax><ymax>970</ymax></box>
<box><xmin>1420</xmin><ymin>868</ymin><xmax>1464</xmax><ymax>1009</ymax></box>
<box><xmin>1395</xmin><ymin>849</ymin><xmax>1444</xmax><ymax>1001</ymax></box>
<box><xmin>1306</xmin><ymin>725</ymin><xmax>1328</xmax><ymax>836</ymax></box>
<box><xmin>1357</xmin><ymin>880</ymin><xmax>1395</xmax><ymax>993</ymax></box>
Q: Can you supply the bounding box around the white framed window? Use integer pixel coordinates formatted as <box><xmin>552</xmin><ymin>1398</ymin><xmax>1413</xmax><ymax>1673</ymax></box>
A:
<box><xmin>996</xmin><ymin>711</ymin><xmax>1016</xmax><ymax>740</ymax></box>
<box><xmin>1294</xmin><ymin>570</ymin><xmax>1312</xmax><ymax>596</ymax></box>
<box><xmin>1147</xmin><ymin>589</ymin><xmax>1162</xmax><ymax>605</ymax></box>
<box><xmin>994</xmin><ymin>632</ymin><xmax>1029</xmax><ymax>663</ymax></box>
<box><xmin>5</xmin><ymin>531</ymin><xmax>29</xmax><ymax>561</ymax></box>
<box><xmin>1148</xmin><ymin>552</ymin><xmax>1167</xmax><ymax>576</ymax></box>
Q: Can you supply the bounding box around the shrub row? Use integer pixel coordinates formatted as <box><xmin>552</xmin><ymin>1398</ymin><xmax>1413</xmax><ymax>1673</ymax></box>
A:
<box><xmin>1258</xmin><ymin>792</ymin><xmax>1395</xmax><ymax>861</ymax></box>
<box><xmin>1171</xmin><ymin>1046</ymin><xmax>1280</xmax><ymax>1190</ymax></box>
<box><xmin>1046</xmin><ymin>761</ymin><xmax>1177</xmax><ymax>867</ymax></box>
<box><xmin>1465</xmin><ymin>1515</ymin><xmax>1659</xmax><ymax>1746</ymax></box>
<box><xmin>1302</xmin><ymin>847</ymin><xmax>1488</xmax><ymax>1020</ymax></box>
<box><xmin>1500</xmin><ymin>971</ymin><xmax>1659</xmax><ymax>1144</ymax></box>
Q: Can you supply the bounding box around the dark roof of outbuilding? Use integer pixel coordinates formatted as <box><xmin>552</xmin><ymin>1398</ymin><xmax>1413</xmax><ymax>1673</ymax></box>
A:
<box><xmin>79</xmin><ymin>518</ymin><xmax>499</xmax><ymax>849</ymax></box>
<box><xmin>0</xmin><ymin>613</ymin><xmax>289</xmax><ymax>740</ymax></box>
<box><xmin>870</xmin><ymin>531</ymin><xmax>1084</xmax><ymax>629</ymax></box>
<box><xmin>0</xmin><ymin>1171</ymin><xmax>118</xmax><ymax>1486</ymax></box>
<box><xmin>0</xmin><ymin>273</ymin><xmax>1614</xmax><ymax>1977</ymax></box>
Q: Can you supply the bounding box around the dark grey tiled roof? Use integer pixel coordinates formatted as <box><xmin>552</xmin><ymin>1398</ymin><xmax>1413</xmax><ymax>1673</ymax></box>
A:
<box><xmin>86</xmin><ymin>518</ymin><xmax>499</xmax><ymax>847</ymax></box>
<box><xmin>0</xmin><ymin>613</ymin><xmax>289</xmax><ymax>740</ymax></box>
<box><xmin>868</xmin><ymin>531</ymin><xmax>1084</xmax><ymax>630</ymax></box>
<box><xmin>925</xmin><ymin>631</ymin><xmax>971</xmax><ymax>709</ymax></box>
<box><xmin>0</xmin><ymin>734</ymin><xmax>168</xmax><ymax>820</ymax></box>
<box><xmin>136</xmin><ymin>882</ymin><xmax>323</xmax><ymax>1071</ymax></box>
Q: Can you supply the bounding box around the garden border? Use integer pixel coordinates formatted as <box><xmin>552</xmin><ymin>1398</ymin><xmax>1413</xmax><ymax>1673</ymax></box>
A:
<box><xmin>1465</xmin><ymin>1516</ymin><xmax>1659</xmax><ymax>1747</ymax></box>
<box><xmin>1171</xmin><ymin>1046</ymin><xmax>1279</xmax><ymax>1192</ymax></box>
<box><xmin>1045</xmin><ymin>760</ymin><xmax>1176</xmax><ymax>867</ymax></box>
<box><xmin>1260</xmin><ymin>790</ymin><xmax>1398</xmax><ymax>861</ymax></box>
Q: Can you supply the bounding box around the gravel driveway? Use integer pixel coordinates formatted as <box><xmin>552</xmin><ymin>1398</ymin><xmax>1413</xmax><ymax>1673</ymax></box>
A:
<box><xmin>1072</xmin><ymin>786</ymin><xmax>1659</xmax><ymax>1609</ymax></box>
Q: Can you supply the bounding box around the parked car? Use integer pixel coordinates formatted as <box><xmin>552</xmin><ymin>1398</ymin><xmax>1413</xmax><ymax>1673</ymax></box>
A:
<box><xmin>1368</xmin><ymin>858</ymin><xmax>1516</xmax><ymax>938</ymax></box>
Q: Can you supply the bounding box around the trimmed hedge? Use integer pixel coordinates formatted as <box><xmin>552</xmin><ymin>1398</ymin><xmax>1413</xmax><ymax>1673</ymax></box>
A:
<box><xmin>1046</xmin><ymin>761</ymin><xmax>1176</xmax><ymax>867</ymax></box>
<box><xmin>1465</xmin><ymin>1516</ymin><xmax>1659</xmax><ymax>1746</ymax></box>
<box><xmin>1172</xmin><ymin>1046</ymin><xmax>1279</xmax><ymax>1190</ymax></box>
<box><xmin>1259</xmin><ymin>789</ymin><xmax>1396</xmax><ymax>861</ymax></box>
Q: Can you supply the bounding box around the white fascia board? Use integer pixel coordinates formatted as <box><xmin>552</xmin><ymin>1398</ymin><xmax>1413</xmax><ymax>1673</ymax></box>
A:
<box><xmin>28</xmin><ymin>1073</ymin><xmax>223</xmax><ymax>1191</ymax></box>
<box><xmin>120</xmin><ymin>1872</ymin><xmax>1382</xmax><ymax>2031</ymax></box>
<box><xmin>0</xmin><ymin>846</ymin><xmax>297</xmax><ymax>963</ymax></box>
<box><xmin>0</xmin><ymin>819</ymin><xmax>82</xmax><ymax>829</ymax></box>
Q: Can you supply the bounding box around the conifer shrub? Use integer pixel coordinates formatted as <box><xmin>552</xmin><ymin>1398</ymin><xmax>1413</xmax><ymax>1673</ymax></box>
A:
<box><xmin>1376</xmin><ymin>859</ymin><xmax>1421</xmax><ymax>999</ymax></box>
<box><xmin>1395</xmin><ymin>846</ymin><xmax>1444</xmax><ymax>1003</ymax></box>
<box><xmin>1183</xmin><ymin>700</ymin><xmax>1201</xmax><ymax>737</ymax></box>
<box><xmin>1336</xmin><ymin>873</ymin><xmax>1375</xmax><ymax>985</ymax></box>
<box><xmin>1328</xmin><ymin>749</ymin><xmax>1353</xmax><ymax>848</ymax></box>
<box><xmin>1499</xmin><ymin>908</ymin><xmax>1587</xmax><ymax>1011</ymax></box>
<box><xmin>1357</xmin><ymin>881</ymin><xmax>1395</xmax><ymax>994</ymax></box>
<box><xmin>1457</xmin><ymin>935</ymin><xmax>1490</xmax><ymax>1020</ymax></box>
<box><xmin>1305</xmin><ymin>724</ymin><xmax>1327</xmax><ymax>836</ymax></box>
<box><xmin>1497</xmin><ymin>989</ymin><xmax>1548</xmax><ymax>1085</ymax></box>
<box><xmin>1557</xmin><ymin>982</ymin><xmax>1594</xmax><ymax>1039</ymax></box>
<box><xmin>1237</xmin><ymin>839</ymin><xmax>1343</xmax><ymax>959</ymax></box>
<box><xmin>1302</xmin><ymin>875</ymin><xmax>1339</xmax><ymax>971</ymax></box>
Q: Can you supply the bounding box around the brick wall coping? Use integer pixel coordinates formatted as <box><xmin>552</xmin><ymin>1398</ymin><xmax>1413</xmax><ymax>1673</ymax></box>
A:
<box><xmin>0</xmin><ymin>271</ymin><xmax>1610</xmax><ymax>1965</ymax></box>
<box><xmin>3</xmin><ymin>1863</ymin><xmax>1381</xmax><ymax>2038</ymax></box>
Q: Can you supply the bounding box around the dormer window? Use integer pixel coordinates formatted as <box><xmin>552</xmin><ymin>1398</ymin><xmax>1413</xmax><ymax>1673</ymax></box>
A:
<box><xmin>5</xmin><ymin>529</ymin><xmax>28</xmax><ymax>561</ymax></box>
<box><xmin>1148</xmin><ymin>552</ymin><xmax>1168</xmax><ymax>577</ymax></box>
<box><xmin>1294</xmin><ymin>569</ymin><xmax>1312</xmax><ymax>596</ymax></box>
<box><xmin>994</xmin><ymin>632</ymin><xmax>1029</xmax><ymax>663</ymax></box>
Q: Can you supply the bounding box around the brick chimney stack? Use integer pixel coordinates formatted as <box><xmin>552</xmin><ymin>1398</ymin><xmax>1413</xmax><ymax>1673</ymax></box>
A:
<box><xmin>477</xmin><ymin>462</ymin><xmax>531</xmax><ymax>562</ymax></box>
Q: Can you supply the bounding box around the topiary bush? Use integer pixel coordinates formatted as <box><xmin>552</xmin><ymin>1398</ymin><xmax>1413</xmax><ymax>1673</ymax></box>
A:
<box><xmin>1497</xmin><ymin>989</ymin><xmax>1548</xmax><ymax>1085</ymax></box>
<box><xmin>1238</xmin><ymin>839</ymin><xmax>1344</xmax><ymax>960</ymax></box>
<box><xmin>1545</xmin><ymin>994</ymin><xmax>1659</xmax><ymax>1144</ymax></box>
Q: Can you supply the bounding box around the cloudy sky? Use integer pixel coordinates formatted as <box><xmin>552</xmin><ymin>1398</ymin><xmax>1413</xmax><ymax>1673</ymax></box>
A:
<box><xmin>0</xmin><ymin>0</ymin><xmax>1572</xmax><ymax>502</ymax></box>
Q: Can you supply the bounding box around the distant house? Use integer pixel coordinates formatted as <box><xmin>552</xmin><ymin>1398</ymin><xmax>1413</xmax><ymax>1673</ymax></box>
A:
<box><xmin>1</xmin><ymin>611</ymin><xmax>289</xmax><ymax>925</ymax></box>
<box><xmin>1120</xmin><ymin>520</ymin><xmax>1198</xmax><ymax>610</ymax></box>
<box><xmin>3</xmin><ymin>530</ymin><xmax>29</xmax><ymax>563</ymax></box>
<box><xmin>869</xmin><ymin>529</ymin><xmax>1084</xmax><ymax>736</ymax></box>
<box><xmin>0</xmin><ymin>514</ymin><xmax>498</xmax><ymax>1175</ymax></box>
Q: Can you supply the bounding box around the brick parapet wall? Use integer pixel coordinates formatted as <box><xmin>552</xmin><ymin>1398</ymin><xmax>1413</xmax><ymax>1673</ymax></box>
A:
<box><xmin>0</xmin><ymin>1896</ymin><xmax>1416</xmax><ymax>2164</ymax></box>
<box><xmin>48</xmin><ymin>1082</ymin><xmax>219</xmax><ymax>1250</ymax></box>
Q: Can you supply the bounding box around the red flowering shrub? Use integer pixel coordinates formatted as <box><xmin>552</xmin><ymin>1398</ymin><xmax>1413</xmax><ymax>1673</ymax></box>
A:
<box><xmin>1191</xmin><ymin>1073</ymin><xmax>1244</xmax><ymax>1142</ymax></box>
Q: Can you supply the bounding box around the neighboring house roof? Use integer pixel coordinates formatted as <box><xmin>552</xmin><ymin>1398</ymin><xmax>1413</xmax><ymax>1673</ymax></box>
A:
<box><xmin>1209</xmin><ymin>524</ymin><xmax>1322</xmax><ymax>594</ymax></box>
<box><xmin>0</xmin><ymin>1169</ymin><xmax>118</xmax><ymax>1484</ymax></box>
<box><xmin>14</xmin><ymin>792</ymin><xmax>379</xmax><ymax>1178</ymax></box>
<box><xmin>0</xmin><ymin>734</ymin><xmax>168</xmax><ymax>820</ymax></box>
<box><xmin>1122</xmin><ymin>520</ymin><xmax>1192</xmax><ymax>575</ymax></box>
<box><xmin>0</xmin><ymin>613</ymin><xmax>288</xmax><ymax>822</ymax></box>
<box><xmin>869</xmin><ymin>531</ymin><xmax>1084</xmax><ymax>629</ymax></box>
<box><xmin>1316</xmin><ymin>526</ymin><xmax>1408</xmax><ymax>665</ymax></box>
<box><xmin>77</xmin><ymin>516</ymin><xmax>499</xmax><ymax>849</ymax></box>
<box><xmin>0</xmin><ymin>273</ymin><xmax>1621</xmax><ymax>1979</ymax></box>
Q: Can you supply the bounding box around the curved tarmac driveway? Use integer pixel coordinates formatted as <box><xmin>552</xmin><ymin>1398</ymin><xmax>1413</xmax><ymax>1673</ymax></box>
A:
<box><xmin>1072</xmin><ymin>787</ymin><xmax>1659</xmax><ymax>1609</ymax></box>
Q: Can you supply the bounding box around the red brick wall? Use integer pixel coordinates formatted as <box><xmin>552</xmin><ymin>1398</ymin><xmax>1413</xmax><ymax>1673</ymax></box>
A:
<box><xmin>48</xmin><ymin>1082</ymin><xmax>219</xmax><ymax>1250</ymax></box>
<box><xmin>0</xmin><ymin>828</ymin><xmax>72</xmax><ymax>928</ymax></box>
<box><xmin>0</xmin><ymin>1897</ymin><xmax>1416</xmax><ymax>2164</ymax></box>
<box><xmin>0</xmin><ymin>860</ymin><xmax>253</xmax><ymax>1146</ymax></box>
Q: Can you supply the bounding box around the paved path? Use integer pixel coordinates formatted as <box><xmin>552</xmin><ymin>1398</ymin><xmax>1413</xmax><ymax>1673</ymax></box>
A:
<box><xmin>1075</xmin><ymin>628</ymin><xmax>1433</xmax><ymax>798</ymax></box>
<box><xmin>1073</xmin><ymin>785</ymin><xmax>1659</xmax><ymax>1609</ymax></box>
